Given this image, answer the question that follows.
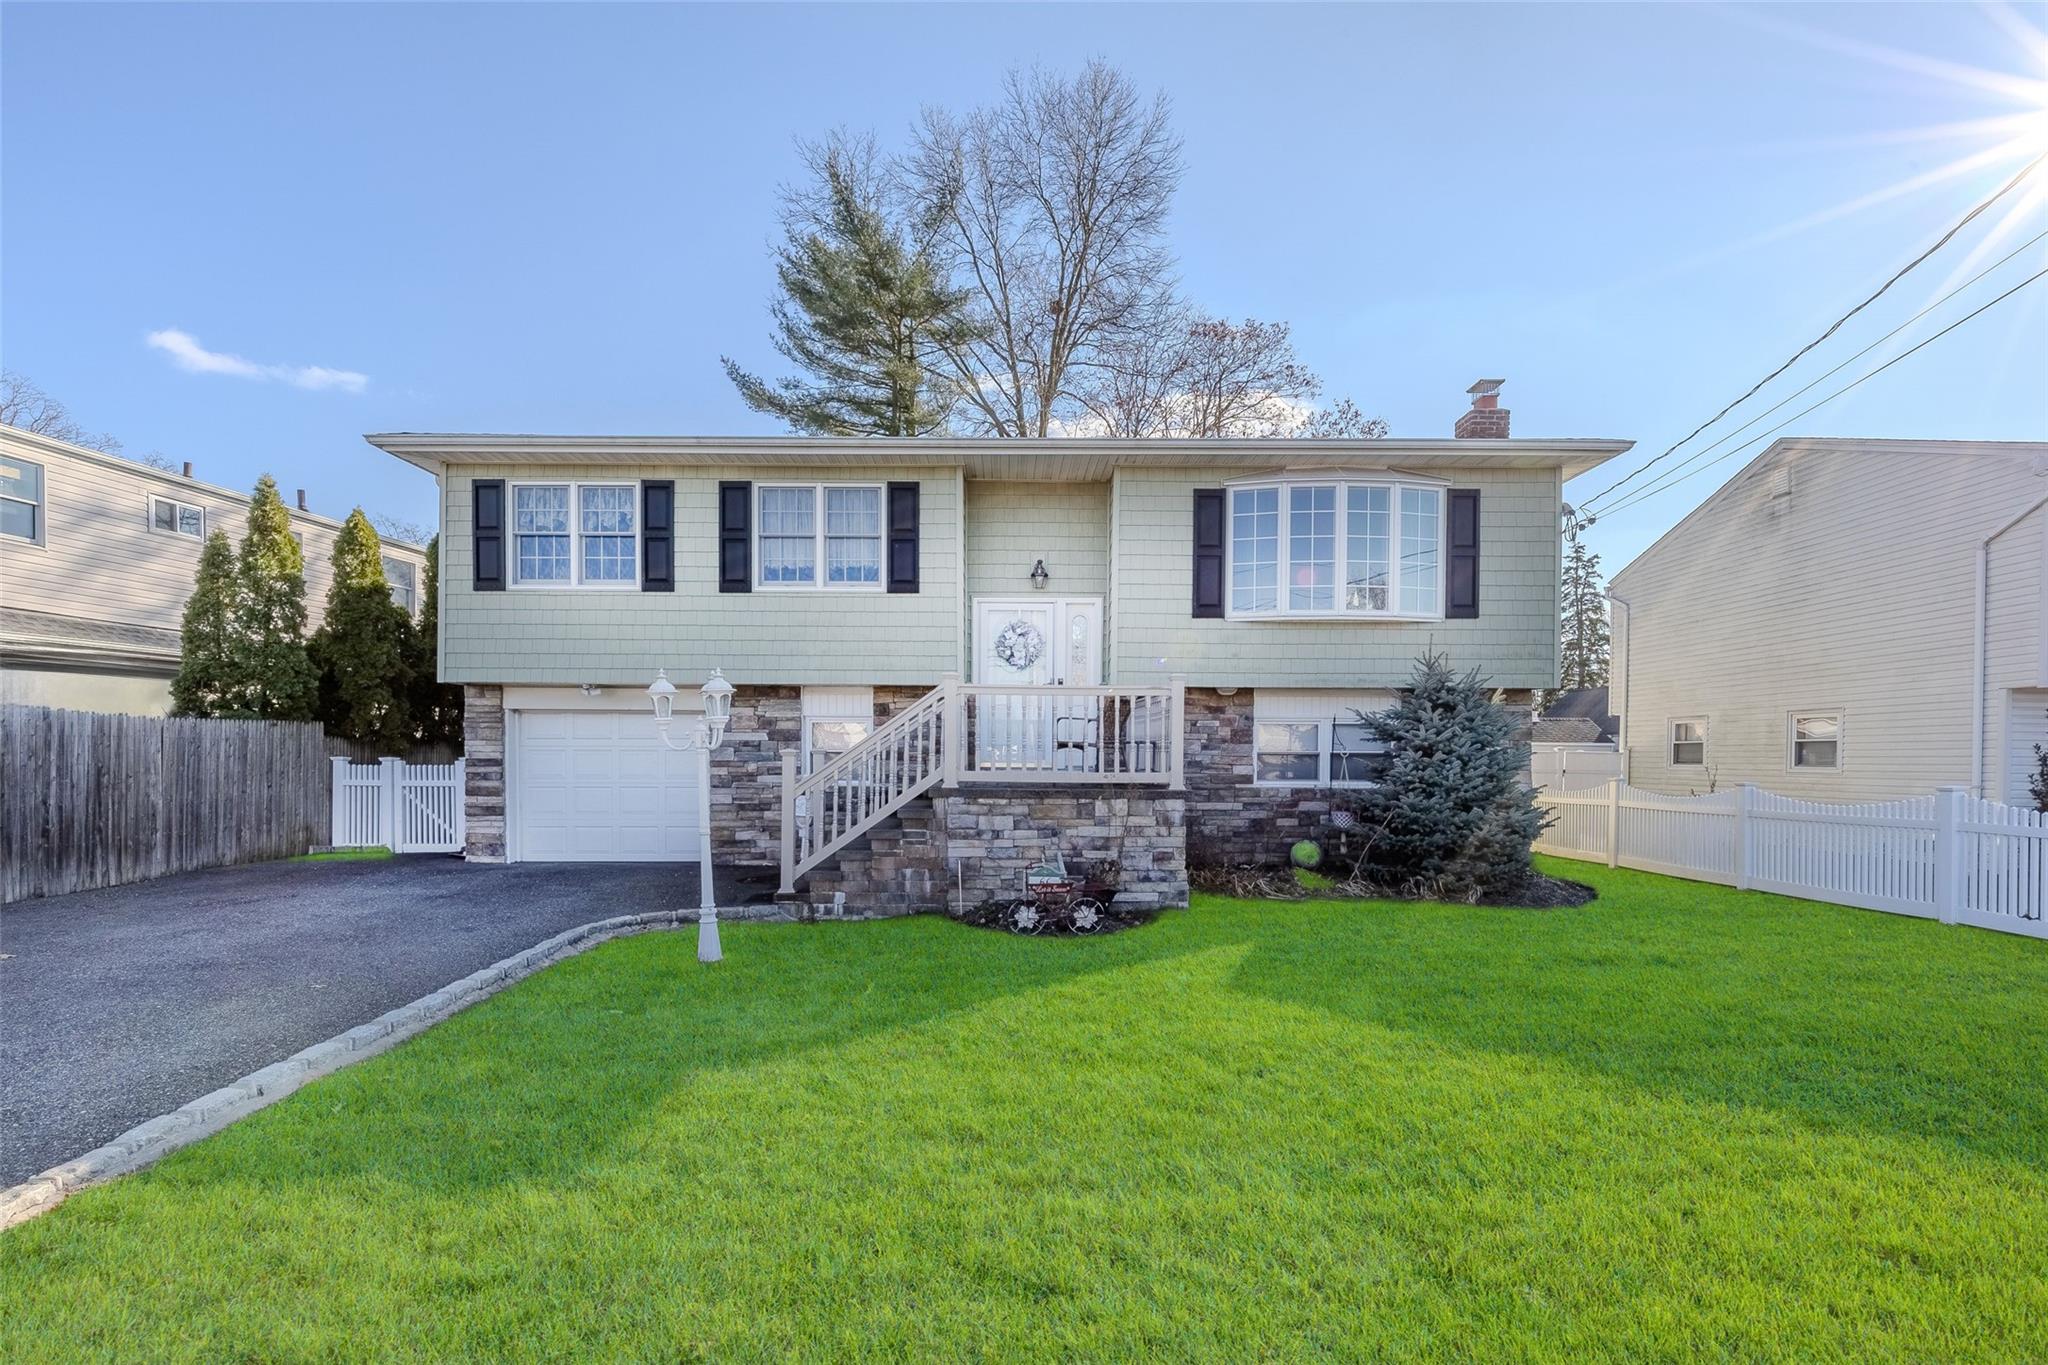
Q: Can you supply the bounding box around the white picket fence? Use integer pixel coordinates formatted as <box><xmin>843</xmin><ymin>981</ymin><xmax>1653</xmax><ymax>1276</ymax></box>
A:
<box><xmin>1536</xmin><ymin>781</ymin><xmax>2046</xmax><ymax>939</ymax></box>
<box><xmin>330</xmin><ymin>757</ymin><xmax>465</xmax><ymax>854</ymax></box>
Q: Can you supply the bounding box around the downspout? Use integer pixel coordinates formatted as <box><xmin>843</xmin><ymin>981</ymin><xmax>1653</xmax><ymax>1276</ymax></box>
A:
<box><xmin>1971</xmin><ymin>490</ymin><xmax>2048</xmax><ymax>798</ymax></box>
<box><xmin>1606</xmin><ymin>587</ymin><xmax>1631</xmax><ymax>785</ymax></box>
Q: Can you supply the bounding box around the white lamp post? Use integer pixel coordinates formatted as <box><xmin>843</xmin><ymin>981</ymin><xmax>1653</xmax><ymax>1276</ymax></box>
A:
<box><xmin>648</xmin><ymin>667</ymin><xmax>735</xmax><ymax>963</ymax></box>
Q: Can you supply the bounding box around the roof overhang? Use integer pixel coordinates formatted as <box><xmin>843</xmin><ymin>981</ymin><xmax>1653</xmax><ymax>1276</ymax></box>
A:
<box><xmin>364</xmin><ymin>433</ymin><xmax>1635</xmax><ymax>482</ymax></box>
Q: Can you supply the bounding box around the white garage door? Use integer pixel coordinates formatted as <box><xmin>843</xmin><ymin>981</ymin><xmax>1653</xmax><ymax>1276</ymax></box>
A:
<box><xmin>513</xmin><ymin>710</ymin><xmax>703</xmax><ymax>862</ymax></box>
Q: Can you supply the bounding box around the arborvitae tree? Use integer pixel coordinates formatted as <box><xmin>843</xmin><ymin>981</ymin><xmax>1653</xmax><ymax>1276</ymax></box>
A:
<box><xmin>1351</xmin><ymin>652</ymin><xmax>1548</xmax><ymax>896</ymax></box>
<box><xmin>225</xmin><ymin>474</ymin><xmax>318</xmax><ymax>720</ymax></box>
<box><xmin>407</xmin><ymin>534</ymin><xmax>464</xmax><ymax>748</ymax></box>
<box><xmin>722</xmin><ymin>133</ymin><xmax>973</xmax><ymax>435</ymax></box>
<box><xmin>1558</xmin><ymin>537</ymin><xmax>1610</xmax><ymax>692</ymax></box>
<box><xmin>169</xmin><ymin>529</ymin><xmax>240</xmax><ymax>717</ymax></box>
<box><xmin>311</xmin><ymin>509</ymin><xmax>414</xmax><ymax>749</ymax></box>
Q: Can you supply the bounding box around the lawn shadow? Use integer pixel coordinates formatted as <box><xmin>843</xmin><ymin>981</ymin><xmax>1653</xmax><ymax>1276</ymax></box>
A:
<box><xmin>1220</xmin><ymin>866</ymin><xmax>2048</xmax><ymax>1170</ymax></box>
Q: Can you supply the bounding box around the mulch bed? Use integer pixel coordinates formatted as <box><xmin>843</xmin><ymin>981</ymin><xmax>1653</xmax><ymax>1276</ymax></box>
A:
<box><xmin>1189</xmin><ymin>864</ymin><xmax>1597</xmax><ymax>910</ymax></box>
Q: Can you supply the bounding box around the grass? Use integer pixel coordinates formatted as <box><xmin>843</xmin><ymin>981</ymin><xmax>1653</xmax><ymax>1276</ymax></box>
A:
<box><xmin>4</xmin><ymin>859</ymin><xmax>2045</xmax><ymax>1362</ymax></box>
<box><xmin>291</xmin><ymin>847</ymin><xmax>394</xmax><ymax>862</ymax></box>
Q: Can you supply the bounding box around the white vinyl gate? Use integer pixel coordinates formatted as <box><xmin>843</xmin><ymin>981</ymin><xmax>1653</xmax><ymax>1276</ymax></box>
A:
<box><xmin>330</xmin><ymin>757</ymin><xmax>466</xmax><ymax>854</ymax></box>
<box><xmin>1536</xmin><ymin>780</ymin><xmax>2047</xmax><ymax>939</ymax></box>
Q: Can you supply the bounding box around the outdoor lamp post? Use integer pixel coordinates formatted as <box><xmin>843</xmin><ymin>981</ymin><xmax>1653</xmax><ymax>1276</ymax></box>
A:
<box><xmin>648</xmin><ymin>667</ymin><xmax>735</xmax><ymax>963</ymax></box>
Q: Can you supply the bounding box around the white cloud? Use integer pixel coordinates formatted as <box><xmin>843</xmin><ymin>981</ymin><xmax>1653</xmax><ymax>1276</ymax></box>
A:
<box><xmin>145</xmin><ymin>329</ymin><xmax>368</xmax><ymax>394</ymax></box>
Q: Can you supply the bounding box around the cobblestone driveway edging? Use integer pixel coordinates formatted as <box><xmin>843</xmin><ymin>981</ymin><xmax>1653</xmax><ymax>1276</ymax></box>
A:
<box><xmin>0</xmin><ymin>906</ymin><xmax>781</xmax><ymax>1231</ymax></box>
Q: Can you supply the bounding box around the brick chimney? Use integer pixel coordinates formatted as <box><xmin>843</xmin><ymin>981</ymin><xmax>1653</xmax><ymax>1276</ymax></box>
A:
<box><xmin>1454</xmin><ymin>379</ymin><xmax>1509</xmax><ymax>439</ymax></box>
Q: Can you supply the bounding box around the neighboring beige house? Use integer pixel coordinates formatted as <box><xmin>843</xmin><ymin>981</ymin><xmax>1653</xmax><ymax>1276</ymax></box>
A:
<box><xmin>1610</xmin><ymin>437</ymin><xmax>2048</xmax><ymax>805</ymax></box>
<box><xmin>0</xmin><ymin>425</ymin><xmax>428</xmax><ymax>716</ymax></box>
<box><xmin>369</xmin><ymin>384</ymin><xmax>1631</xmax><ymax>906</ymax></box>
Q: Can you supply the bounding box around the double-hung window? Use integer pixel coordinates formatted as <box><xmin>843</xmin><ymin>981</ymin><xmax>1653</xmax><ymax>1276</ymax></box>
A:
<box><xmin>382</xmin><ymin>555</ymin><xmax>417</xmax><ymax>612</ymax></box>
<box><xmin>1252</xmin><ymin>692</ymin><xmax>1395</xmax><ymax>787</ymax></box>
<box><xmin>1228</xmin><ymin>476</ymin><xmax>1444</xmax><ymax>619</ymax></box>
<box><xmin>512</xmin><ymin>483</ymin><xmax>636</xmax><ymax>587</ymax></box>
<box><xmin>1669</xmin><ymin>718</ymin><xmax>1706</xmax><ymax>766</ymax></box>
<box><xmin>758</xmin><ymin>484</ymin><xmax>883</xmax><ymax>589</ymax></box>
<box><xmin>1788</xmin><ymin>711</ymin><xmax>1841</xmax><ymax>770</ymax></box>
<box><xmin>149</xmin><ymin>495</ymin><xmax>204</xmax><ymax>539</ymax></box>
<box><xmin>0</xmin><ymin>457</ymin><xmax>43</xmax><ymax>543</ymax></box>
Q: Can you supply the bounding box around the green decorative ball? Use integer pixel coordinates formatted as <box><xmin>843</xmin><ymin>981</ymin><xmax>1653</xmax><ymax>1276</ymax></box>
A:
<box><xmin>1290</xmin><ymin>840</ymin><xmax>1323</xmax><ymax>869</ymax></box>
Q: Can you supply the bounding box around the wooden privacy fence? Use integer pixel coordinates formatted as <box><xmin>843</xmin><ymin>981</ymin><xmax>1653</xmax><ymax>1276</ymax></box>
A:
<box><xmin>1537</xmin><ymin>780</ymin><xmax>2047</xmax><ymax>939</ymax></box>
<box><xmin>1</xmin><ymin>705</ymin><xmax>331</xmax><ymax>904</ymax></box>
<box><xmin>330</xmin><ymin>757</ymin><xmax>466</xmax><ymax>854</ymax></box>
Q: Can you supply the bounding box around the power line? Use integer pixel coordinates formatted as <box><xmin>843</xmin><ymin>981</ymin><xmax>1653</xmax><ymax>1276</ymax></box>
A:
<box><xmin>1589</xmin><ymin>267</ymin><xmax>2046</xmax><ymax>522</ymax></box>
<box><xmin>1576</xmin><ymin>151</ymin><xmax>2046</xmax><ymax>518</ymax></box>
<box><xmin>1576</xmin><ymin>231</ymin><xmax>2046</xmax><ymax>526</ymax></box>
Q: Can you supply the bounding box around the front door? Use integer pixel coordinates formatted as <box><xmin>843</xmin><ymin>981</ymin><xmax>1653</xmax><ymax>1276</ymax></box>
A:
<box><xmin>973</xmin><ymin>597</ymin><xmax>1102</xmax><ymax>770</ymax></box>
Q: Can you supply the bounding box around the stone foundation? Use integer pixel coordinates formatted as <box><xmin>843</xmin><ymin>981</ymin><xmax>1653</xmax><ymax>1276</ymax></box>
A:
<box><xmin>462</xmin><ymin>684</ymin><xmax>506</xmax><ymax>862</ymax></box>
<box><xmin>708</xmin><ymin>685</ymin><xmax>802</xmax><ymax>870</ymax></box>
<box><xmin>935</xmin><ymin>786</ymin><xmax>1187</xmax><ymax>912</ymax></box>
<box><xmin>1180</xmin><ymin>687</ymin><xmax>1334</xmax><ymax>863</ymax></box>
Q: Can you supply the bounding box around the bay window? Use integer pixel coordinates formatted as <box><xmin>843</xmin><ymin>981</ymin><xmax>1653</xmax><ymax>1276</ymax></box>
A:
<box><xmin>512</xmin><ymin>483</ymin><xmax>636</xmax><ymax>587</ymax></box>
<box><xmin>1229</xmin><ymin>476</ymin><xmax>1445</xmax><ymax>619</ymax></box>
<box><xmin>759</xmin><ymin>484</ymin><xmax>883</xmax><ymax>589</ymax></box>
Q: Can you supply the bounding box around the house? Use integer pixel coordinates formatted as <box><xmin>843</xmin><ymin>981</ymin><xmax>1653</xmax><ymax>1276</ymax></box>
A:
<box><xmin>368</xmin><ymin>384</ymin><xmax>1630</xmax><ymax>909</ymax></box>
<box><xmin>1538</xmin><ymin>686</ymin><xmax>1617</xmax><ymax>742</ymax></box>
<box><xmin>1609</xmin><ymin>437</ymin><xmax>2048</xmax><ymax>805</ymax></box>
<box><xmin>0</xmin><ymin>425</ymin><xmax>429</xmax><ymax>716</ymax></box>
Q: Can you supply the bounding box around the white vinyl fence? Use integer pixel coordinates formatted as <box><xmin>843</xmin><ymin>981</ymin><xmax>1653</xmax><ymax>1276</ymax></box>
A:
<box><xmin>1530</xmin><ymin>743</ymin><xmax>1624</xmax><ymax>792</ymax></box>
<box><xmin>1536</xmin><ymin>781</ymin><xmax>2046</xmax><ymax>939</ymax></box>
<box><xmin>330</xmin><ymin>757</ymin><xmax>466</xmax><ymax>854</ymax></box>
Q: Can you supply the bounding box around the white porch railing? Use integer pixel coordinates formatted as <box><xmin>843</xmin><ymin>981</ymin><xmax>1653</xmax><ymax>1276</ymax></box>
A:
<box><xmin>779</xmin><ymin>673</ymin><xmax>1186</xmax><ymax>892</ymax></box>
<box><xmin>330</xmin><ymin>756</ymin><xmax>466</xmax><ymax>854</ymax></box>
<box><xmin>1536</xmin><ymin>780</ymin><xmax>2046</xmax><ymax>939</ymax></box>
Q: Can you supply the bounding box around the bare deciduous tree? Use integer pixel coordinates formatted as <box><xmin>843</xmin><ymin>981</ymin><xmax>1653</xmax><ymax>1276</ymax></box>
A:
<box><xmin>907</xmin><ymin>61</ymin><xmax>1183</xmax><ymax>436</ymax></box>
<box><xmin>1</xmin><ymin>370</ymin><xmax>124</xmax><ymax>455</ymax></box>
<box><xmin>1294</xmin><ymin>397</ymin><xmax>1391</xmax><ymax>440</ymax></box>
<box><xmin>1075</xmin><ymin>314</ymin><xmax>1320</xmax><ymax>437</ymax></box>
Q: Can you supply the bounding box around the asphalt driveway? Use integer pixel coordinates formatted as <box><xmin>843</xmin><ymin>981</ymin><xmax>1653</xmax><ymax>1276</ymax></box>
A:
<box><xmin>0</xmin><ymin>856</ymin><xmax>728</xmax><ymax>1186</ymax></box>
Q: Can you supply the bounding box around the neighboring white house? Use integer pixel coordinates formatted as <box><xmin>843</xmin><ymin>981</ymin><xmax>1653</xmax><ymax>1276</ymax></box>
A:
<box><xmin>1609</xmin><ymin>437</ymin><xmax>2048</xmax><ymax>805</ymax></box>
<box><xmin>0</xmin><ymin>425</ymin><xmax>428</xmax><ymax>715</ymax></box>
<box><xmin>367</xmin><ymin>382</ymin><xmax>1631</xmax><ymax>899</ymax></box>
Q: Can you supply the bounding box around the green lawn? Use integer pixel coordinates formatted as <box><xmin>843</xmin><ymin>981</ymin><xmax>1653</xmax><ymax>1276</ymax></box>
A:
<box><xmin>5</xmin><ymin>860</ymin><xmax>2046</xmax><ymax>1362</ymax></box>
<box><xmin>291</xmin><ymin>847</ymin><xmax>395</xmax><ymax>862</ymax></box>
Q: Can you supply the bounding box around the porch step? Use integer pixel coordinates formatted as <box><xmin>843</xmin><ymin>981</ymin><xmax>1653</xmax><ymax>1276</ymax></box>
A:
<box><xmin>789</xmin><ymin>801</ymin><xmax>949</xmax><ymax>916</ymax></box>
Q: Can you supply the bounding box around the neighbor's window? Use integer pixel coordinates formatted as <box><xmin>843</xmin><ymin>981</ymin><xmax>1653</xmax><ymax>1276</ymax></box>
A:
<box><xmin>512</xmin><ymin>483</ymin><xmax>636</xmax><ymax>587</ymax></box>
<box><xmin>1670</xmin><ymin>718</ymin><xmax>1706</xmax><ymax>766</ymax></box>
<box><xmin>149</xmin><ymin>495</ymin><xmax>204</xmax><ymax>539</ymax></box>
<box><xmin>1253</xmin><ymin>693</ymin><xmax>1394</xmax><ymax>786</ymax></box>
<box><xmin>1229</xmin><ymin>477</ymin><xmax>1443</xmax><ymax>618</ymax></box>
<box><xmin>0</xmin><ymin>457</ymin><xmax>43</xmax><ymax>543</ymax></box>
<box><xmin>758</xmin><ymin>484</ymin><xmax>882</xmax><ymax>589</ymax></box>
<box><xmin>382</xmin><ymin>555</ymin><xmax>416</xmax><ymax>613</ymax></box>
<box><xmin>1789</xmin><ymin>712</ymin><xmax>1841</xmax><ymax>770</ymax></box>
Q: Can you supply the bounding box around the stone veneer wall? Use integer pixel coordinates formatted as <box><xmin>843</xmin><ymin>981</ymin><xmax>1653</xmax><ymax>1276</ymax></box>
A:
<box><xmin>935</xmin><ymin>787</ymin><xmax>1186</xmax><ymax>912</ymax></box>
<box><xmin>1180</xmin><ymin>687</ymin><xmax>1332</xmax><ymax>863</ymax></box>
<box><xmin>709</xmin><ymin>685</ymin><xmax>802</xmax><ymax>870</ymax></box>
<box><xmin>462</xmin><ymin>684</ymin><xmax>506</xmax><ymax>862</ymax></box>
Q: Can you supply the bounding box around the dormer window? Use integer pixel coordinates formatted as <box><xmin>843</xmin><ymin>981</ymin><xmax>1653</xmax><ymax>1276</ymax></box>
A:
<box><xmin>1226</xmin><ymin>475</ymin><xmax>1443</xmax><ymax>620</ymax></box>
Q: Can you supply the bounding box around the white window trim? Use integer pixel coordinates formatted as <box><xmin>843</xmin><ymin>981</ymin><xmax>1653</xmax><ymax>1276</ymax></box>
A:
<box><xmin>508</xmin><ymin>480</ymin><xmax>640</xmax><ymax>591</ymax></box>
<box><xmin>147</xmin><ymin>494</ymin><xmax>205</xmax><ymax>541</ymax></box>
<box><xmin>383</xmin><ymin>555</ymin><xmax>418</xmax><ymax>612</ymax></box>
<box><xmin>0</xmin><ymin>456</ymin><xmax>44</xmax><ymax>547</ymax></box>
<box><xmin>755</xmin><ymin>482</ymin><xmax>887</xmax><ymax>592</ymax></box>
<box><xmin>1222</xmin><ymin>473</ymin><xmax>1448</xmax><ymax>622</ymax></box>
<box><xmin>1669</xmin><ymin>716</ymin><xmax>1707</xmax><ymax>767</ymax></box>
<box><xmin>1250</xmin><ymin>693</ymin><xmax>1393</xmax><ymax>789</ymax></box>
<box><xmin>1786</xmin><ymin>709</ymin><xmax>1844</xmax><ymax>773</ymax></box>
<box><xmin>800</xmin><ymin>686</ymin><xmax>876</xmax><ymax>775</ymax></box>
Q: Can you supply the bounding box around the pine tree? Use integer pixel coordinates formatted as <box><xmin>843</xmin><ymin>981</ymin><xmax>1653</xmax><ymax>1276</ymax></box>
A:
<box><xmin>1351</xmin><ymin>652</ymin><xmax>1548</xmax><ymax>896</ymax></box>
<box><xmin>169</xmin><ymin>529</ymin><xmax>240</xmax><ymax>717</ymax></box>
<box><xmin>722</xmin><ymin>135</ymin><xmax>973</xmax><ymax>435</ymax></box>
<box><xmin>225</xmin><ymin>474</ymin><xmax>318</xmax><ymax>720</ymax></box>
<box><xmin>407</xmin><ymin>534</ymin><xmax>464</xmax><ymax>748</ymax></box>
<box><xmin>1557</xmin><ymin>538</ymin><xmax>1610</xmax><ymax>692</ymax></box>
<box><xmin>311</xmin><ymin>510</ymin><xmax>414</xmax><ymax>749</ymax></box>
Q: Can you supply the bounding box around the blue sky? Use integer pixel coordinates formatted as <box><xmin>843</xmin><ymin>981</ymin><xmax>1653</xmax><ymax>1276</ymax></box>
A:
<box><xmin>5</xmin><ymin>2</ymin><xmax>2044</xmax><ymax>571</ymax></box>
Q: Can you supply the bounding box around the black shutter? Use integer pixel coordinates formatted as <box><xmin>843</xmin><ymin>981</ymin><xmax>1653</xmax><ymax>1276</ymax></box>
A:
<box><xmin>641</xmin><ymin>480</ymin><xmax>674</xmax><ymax>592</ymax></box>
<box><xmin>886</xmin><ymin>481</ymin><xmax>920</xmax><ymax>593</ymax></box>
<box><xmin>1447</xmin><ymin>488</ymin><xmax>1480</xmax><ymax>619</ymax></box>
<box><xmin>1191</xmin><ymin>488</ymin><xmax>1225</xmax><ymax>618</ymax></box>
<box><xmin>718</xmin><ymin>481</ymin><xmax>751</xmax><ymax>592</ymax></box>
<box><xmin>472</xmin><ymin>479</ymin><xmax>505</xmax><ymax>592</ymax></box>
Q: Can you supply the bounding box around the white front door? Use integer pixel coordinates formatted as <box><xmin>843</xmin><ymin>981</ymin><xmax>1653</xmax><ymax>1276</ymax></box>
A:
<box><xmin>974</xmin><ymin>597</ymin><xmax>1102</xmax><ymax>770</ymax></box>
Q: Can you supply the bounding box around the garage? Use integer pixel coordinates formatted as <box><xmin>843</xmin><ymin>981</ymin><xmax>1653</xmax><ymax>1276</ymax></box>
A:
<box><xmin>511</xmin><ymin>709</ymin><xmax>703</xmax><ymax>862</ymax></box>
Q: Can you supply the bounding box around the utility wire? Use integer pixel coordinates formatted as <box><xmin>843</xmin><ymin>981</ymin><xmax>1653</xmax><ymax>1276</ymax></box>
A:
<box><xmin>1576</xmin><ymin>151</ymin><xmax>2046</xmax><ymax>518</ymax></box>
<box><xmin>1576</xmin><ymin>231</ymin><xmax>2047</xmax><ymax>527</ymax></box>
<box><xmin>1588</xmin><ymin>267</ymin><xmax>2046</xmax><ymax>522</ymax></box>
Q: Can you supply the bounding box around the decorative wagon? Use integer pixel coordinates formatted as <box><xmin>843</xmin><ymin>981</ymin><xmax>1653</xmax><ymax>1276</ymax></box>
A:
<box><xmin>1007</xmin><ymin>855</ymin><xmax>1120</xmax><ymax>935</ymax></box>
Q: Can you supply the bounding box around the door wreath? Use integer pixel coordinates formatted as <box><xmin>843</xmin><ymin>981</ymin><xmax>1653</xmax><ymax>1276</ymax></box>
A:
<box><xmin>994</xmin><ymin>619</ymin><xmax>1045</xmax><ymax>671</ymax></box>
